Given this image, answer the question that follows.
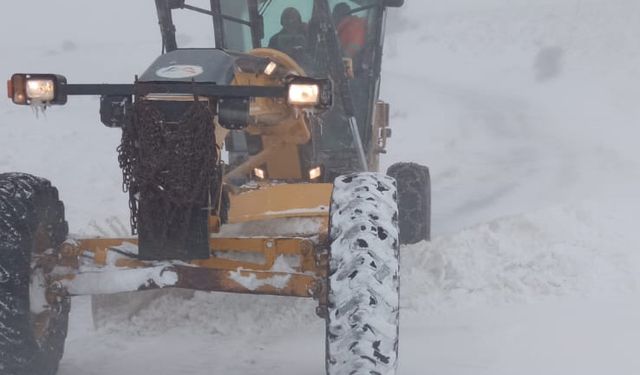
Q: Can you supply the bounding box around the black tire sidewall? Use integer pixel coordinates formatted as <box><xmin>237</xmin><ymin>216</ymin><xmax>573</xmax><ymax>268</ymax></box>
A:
<box><xmin>0</xmin><ymin>173</ymin><xmax>70</xmax><ymax>375</ymax></box>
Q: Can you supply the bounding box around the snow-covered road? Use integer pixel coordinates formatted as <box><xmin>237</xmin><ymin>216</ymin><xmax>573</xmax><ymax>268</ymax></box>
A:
<box><xmin>3</xmin><ymin>0</ymin><xmax>640</xmax><ymax>373</ymax></box>
<box><xmin>60</xmin><ymin>294</ymin><xmax>640</xmax><ymax>375</ymax></box>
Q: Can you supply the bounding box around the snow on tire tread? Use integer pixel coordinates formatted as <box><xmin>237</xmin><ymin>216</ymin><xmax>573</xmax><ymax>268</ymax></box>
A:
<box><xmin>327</xmin><ymin>173</ymin><xmax>400</xmax><ymax>375</ymax></box>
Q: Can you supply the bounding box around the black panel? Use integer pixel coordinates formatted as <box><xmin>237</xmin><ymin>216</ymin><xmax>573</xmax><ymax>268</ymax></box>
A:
<box><xmin>218</xmin><ymin>97</ymin><xmax>250</xmax><ymax>130</ymax></box>
<box><xmin>100</xmin><ymin>95</ymin><xmax>132</xmax><ymax>128</ymax></box>
<box><xmin>139</xmin><ymin>49</ymin><xmax>238</xmax><ymax>84</ymax></box>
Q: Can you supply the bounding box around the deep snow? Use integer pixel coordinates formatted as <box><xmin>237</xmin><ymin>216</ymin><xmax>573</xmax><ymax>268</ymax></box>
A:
<box><xmin>2</xmin><ymin>0</ymin><xmax>640</xmax><ymax>373</ymax></box>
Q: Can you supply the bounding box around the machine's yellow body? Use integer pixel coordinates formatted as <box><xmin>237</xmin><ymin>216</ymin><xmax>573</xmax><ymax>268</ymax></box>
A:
<box><xmin>50</xmin><ymin>48</ymin><xmax>338</xmax><ymax>304</ymax></box>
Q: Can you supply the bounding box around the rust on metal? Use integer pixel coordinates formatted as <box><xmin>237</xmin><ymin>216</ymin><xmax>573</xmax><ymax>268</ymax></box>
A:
<box><xmin>172</xmin><ymin>265</ymin><xmax>317</xmax><ymax>297</ymax></box>
<box><xmin>369</xmin><ymin>100</ymin><xmax>390</xmax><ymax>171</ymax></box>
<box><xmin>31</xmin><ymin>311</ymin><xmax>52</xmax><ymax>343</ymax></box>
<box><xmin>208</xmin><ymin>214</ymin><xmax>221</xmax><ymax>233</ymax></box>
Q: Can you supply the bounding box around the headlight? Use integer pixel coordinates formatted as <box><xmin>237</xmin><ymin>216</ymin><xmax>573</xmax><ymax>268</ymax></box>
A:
<box><xmin>253</xmin><ymin>167</ymin><xmax>267</xmax><ymax>180</ymax></box>
<box><xmin>264</xmin><ymin>61</ymin><xmax>278</xmax><ymax>76</ymax></box>
<box><xmin>26</xmin><ymin>79</ymin><xmax>56</xmax><ymax>102</ymax></box>
<box><xmin>288</xmin><ymin>84</ymin><xmax>319</xmax><ymax>106</ymax></box>
<box><xmin>287</xmin><ymin>77</ymin><xmax>332</xmax><ymax>109</ymax></box>
<box><xmin>8</xmin><ymin>74</ymin><xmax>67</xmax><ymax>105</ymax></box>
<box><xmin>308</xmin><ymin>165</ymin><xmax>324</xmax><ymax>181</ymax></box>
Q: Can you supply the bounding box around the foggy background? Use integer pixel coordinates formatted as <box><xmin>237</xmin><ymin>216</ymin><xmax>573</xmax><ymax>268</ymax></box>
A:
<box><xmin>2</xmin><ymin>0</ymin><xmax>640</xmax><ymax>374</ymax></box>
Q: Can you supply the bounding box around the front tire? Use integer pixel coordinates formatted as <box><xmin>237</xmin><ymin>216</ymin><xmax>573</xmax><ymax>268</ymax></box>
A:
<box><xmin>0</xmin><ymin>173</ymin><xmax>70</xmax><ymax>375</ymax></box>
<box><xmin>326</xmin><ymin>173</ymin><xmax>400</xmax><ymax>375</ymax></box>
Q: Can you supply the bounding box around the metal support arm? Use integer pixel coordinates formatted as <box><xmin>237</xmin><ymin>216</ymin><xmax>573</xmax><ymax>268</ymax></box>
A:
<box><xmin>62</xmin><ymin>83</ymin><xmax>287</xmax><ymax>98</ymax></box>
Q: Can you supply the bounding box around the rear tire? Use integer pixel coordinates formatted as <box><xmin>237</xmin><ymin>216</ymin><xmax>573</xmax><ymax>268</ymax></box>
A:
<box><xmin>386</xmin><ymin>162</ymin><xmax>431</xmax><ymax>244</ymax></box>
<box><xmin>326</xmin><ymin>173</ymin><xmax>400</xmax><ymax>375</ymax></box>
<box><xmin>0</xmin><ymin>173</ymin><xmax>70</xmax><ymax>375</ymax></box>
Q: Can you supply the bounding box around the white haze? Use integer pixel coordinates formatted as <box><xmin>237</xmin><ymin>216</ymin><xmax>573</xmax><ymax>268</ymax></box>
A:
<box><xmin>2</xmin><ymin>0</ymin><xmax>640</xmax><ymax>373</ymax></box>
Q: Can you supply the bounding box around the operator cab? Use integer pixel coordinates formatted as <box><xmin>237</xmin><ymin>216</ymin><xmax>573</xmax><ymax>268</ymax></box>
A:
<box><xmin>219</xmin><ymin>0</ymin><xmax>390</xmax><ymax>176</ymax></box>
<box><xmin>157</xmin><ymin>0</ymin><xmax>403</xmax><ymax>180</ymax></box>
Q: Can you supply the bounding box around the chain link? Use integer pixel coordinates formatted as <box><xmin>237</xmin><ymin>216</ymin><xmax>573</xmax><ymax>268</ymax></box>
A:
<box><xmin>117</xmin><ymin>100</ymin><xmax>218</xmax><ymax>238</ymax></box>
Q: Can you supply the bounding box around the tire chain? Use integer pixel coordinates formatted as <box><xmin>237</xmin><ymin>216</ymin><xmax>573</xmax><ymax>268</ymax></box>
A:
<box><xmin>117</xmin><ymin>101</ymin><xmax>218</xmax><ymax>238</ymax></box>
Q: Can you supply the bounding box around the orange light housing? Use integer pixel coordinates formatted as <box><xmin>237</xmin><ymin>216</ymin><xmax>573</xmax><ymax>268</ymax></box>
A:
<box><xmin>11</xmin><ymin>74</ymin><xmax>27</xmax><ymax>105</ymax></box>
<box><xmin>7</xmin><ymin>79</ymin><xmax>13</xmax><ymax>99</ymax></box>
<box><xmin>8</xmin><ymin>74</ymin><xmax>67</xmax><ymax>106</ymax></box>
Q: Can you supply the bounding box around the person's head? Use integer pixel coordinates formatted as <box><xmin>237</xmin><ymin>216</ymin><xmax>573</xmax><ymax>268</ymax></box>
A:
<box><xmin>281</xmin><ymin>7</ymin><xmax>303</xmax><ymax>32</ymax></box>
<box><xmin>332</xmin><ymin>3</ymin><xmax>351</xmax><ymax>25</ymax></box>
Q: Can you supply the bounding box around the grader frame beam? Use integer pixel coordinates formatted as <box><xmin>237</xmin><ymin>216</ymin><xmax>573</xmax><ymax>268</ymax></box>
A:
<box><xmin>53</xmin><ymin>235</ymin><xmax>327</xmax><ymax>299</ymax></box>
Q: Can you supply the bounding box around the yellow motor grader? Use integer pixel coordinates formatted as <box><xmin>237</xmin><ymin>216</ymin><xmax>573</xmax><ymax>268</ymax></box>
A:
<box><xmin>1</xmin><ymin>0</ymin><xmax>430</xmax><ymax>374</ymax></box>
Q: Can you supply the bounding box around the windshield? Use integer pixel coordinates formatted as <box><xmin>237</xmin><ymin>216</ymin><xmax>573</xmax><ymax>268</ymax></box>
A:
<box><xmin>218</xmin><ymin>0</ymin><xmax>380</xmax><ymax>57</ymax></box>
<box><xmin>219</xmin><ymin>1</ymin><xmax>253</xmax><ymax>51</ymax></box>
<box><xmin>260</xmin><ymin>1</ymin><xmax>315</xmax><ymax>47</ymax></box>
<box><xmin>170</xmin><ymin>0</ymin><xmax>385</xmax><ymax>155</ymax></box>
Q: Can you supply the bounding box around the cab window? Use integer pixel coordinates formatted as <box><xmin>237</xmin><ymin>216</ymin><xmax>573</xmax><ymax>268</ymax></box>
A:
<box><xmin>258</xmin><ymin>0</ymin><xmax>315</xmax><ymax>68</ymax></box>
<box><xmin>260</xmin><ymin>1</ymin><xmax>314</xmax><ymax>45</ymax></box>
<box><xmin>329</xmin><ymin>0</ymin><xmax>378</xmax><ymax>68</ymax></box>
<box><xmin>220</xmin><ymin>0</ymin><xmax>253</xmax><ymax>51</ymax></box>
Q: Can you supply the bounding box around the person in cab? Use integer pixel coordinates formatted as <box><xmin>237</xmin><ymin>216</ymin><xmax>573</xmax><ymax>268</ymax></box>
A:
<box><xmin>268</xmin><ymin>7</ymin><xmax>310</xmax><ymax>64</ymax></box>
<box><xmin>332</xmin><ymin>3</ymin><xmax>367</xmax><ymax>60</ymax></box>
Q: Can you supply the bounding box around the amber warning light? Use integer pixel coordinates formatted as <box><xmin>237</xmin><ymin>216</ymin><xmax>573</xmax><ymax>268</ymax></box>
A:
<box><xmin>7</xmin><ymin>79</ymin><xmax>13</xmax><ymax>99</ymax></box>
<box><xmin>8</xmin><ymin>74</ymin><xmax>68</xmax><ymax>106</ymax></box>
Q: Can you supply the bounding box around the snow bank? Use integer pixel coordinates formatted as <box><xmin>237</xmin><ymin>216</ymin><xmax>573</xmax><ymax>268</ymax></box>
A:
<box><xmin>402</xmin><ymin>195</ymin><xmax>640</xmax><ymax>314</ymax></box>
<box><xmin>93</xmin><ymin>187</ymin><xmax>640</xmax><ymax>338</ymax></box>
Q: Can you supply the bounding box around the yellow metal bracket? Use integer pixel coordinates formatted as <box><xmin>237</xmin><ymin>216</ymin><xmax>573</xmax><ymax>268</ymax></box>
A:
<box><xmin>55</xmin><ymin>235</ymin><xmax>327</xmax><ymax>300</ymax></box>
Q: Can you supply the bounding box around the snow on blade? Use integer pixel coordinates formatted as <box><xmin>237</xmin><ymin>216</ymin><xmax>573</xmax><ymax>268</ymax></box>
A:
<box><xmin>29</xmin><ymin>268</ymin><xmax>49</xmax><ymax>314</ymax></box>
<box><xmin>227</xmin><ymin>256</ymin><xmax>297</xmax><ymax>291</ymax></box>
<box><xmin>228</xmin><ymin>271</ymin><xmax>291</xmax><ymax>291</ymax></box>
<box><xmin>262</xmin><ymin>205</ymin><xmax>329</xmax><ymax>217</ymax></box>
<box><xmin>61</xmin><ymin>266</ymin><xmax>178</xmax><ymax>296</ymax></box>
